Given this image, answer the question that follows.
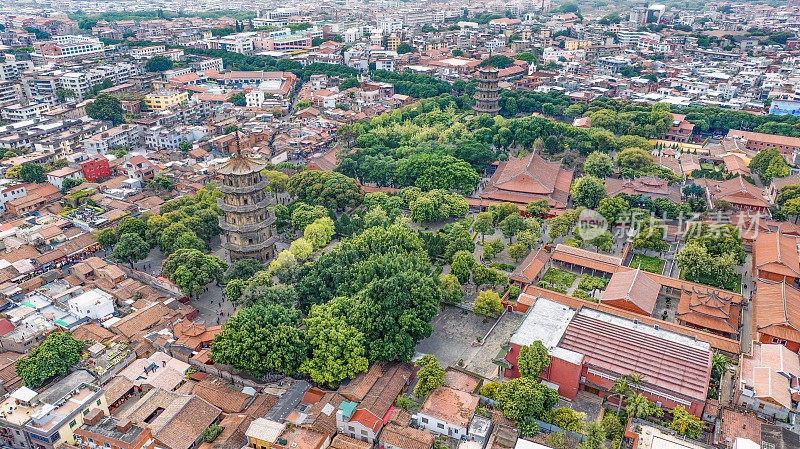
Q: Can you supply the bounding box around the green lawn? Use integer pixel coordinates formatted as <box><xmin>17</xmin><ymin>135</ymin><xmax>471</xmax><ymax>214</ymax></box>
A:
<box><xmin>578</xmin><ymin>275</ymin><xmax>610</xmax><ymax>291</ymax></box>
<box><xmin>541</xmin><ymin>268</ymin><xmax>578</xmax><ymax>290</ymax></box>
<box><xmin>630</xmin><ymin>255</ymin><xmax>665</xmax><ymax>274</ymax></box>
<box><xmin>681</xmin><ymin>271</ymin><xmax>742</xmax><ymax>293</ymax></box>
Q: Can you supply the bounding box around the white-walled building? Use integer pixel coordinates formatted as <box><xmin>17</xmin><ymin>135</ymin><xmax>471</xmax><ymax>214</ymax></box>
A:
<box><xmin>46</xmin><ymin>166</ymin><xmax>83</xmax><ymax>190</ymax></box>
<box><xmin>417</xmin><ymin>386</ymin><xmax>479</xmax><ymax>439</ymax></box>
<box><xmin>67</xmin><ymin>289</ymin><xmax>115</xmax><ymax>320</ymax></box>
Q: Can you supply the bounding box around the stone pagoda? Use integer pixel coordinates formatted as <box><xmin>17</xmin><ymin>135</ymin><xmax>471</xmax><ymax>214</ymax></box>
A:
<box><xmin>473</xmin><ymin>65</ymin><xmax>501</xmax><ymax>114</ymax></box>
<box><xmin>216</xmin><ymin>134</ymin><xmax>276</xmax><ymax>264</ymax></box>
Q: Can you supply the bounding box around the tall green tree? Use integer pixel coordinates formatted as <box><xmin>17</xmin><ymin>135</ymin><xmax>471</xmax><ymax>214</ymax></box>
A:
<box><xmin>626</xmin><ymin>393</ymin><xmax>662</xmax><ymax>419</ymax></box>
<box><xmin>16</xmin><ymin>332</ymin><xmax>85</xmax><ymax>388</ymax></box>
<box><xmin>414</xmin><ymin>354</ymin><xmax>445</xmax><ymax>398</ymax></box>
<box><xmin>161</xmin><ymin>249</ymin><xmax>227</xmax><ymax>297</ymax></box>
<box><xmin>669</xmin><ymin>405</ymin><xmax>703</xmax><ymax>438</ymax></box>
<box><xmin>526</xmin><ymin>199</ymin><xmax>551</xmax><ymax>217</ymax></box>
<box><xmin>610</xmin><ymin>377</ymin><xmax>630</xmax><ymax>416</ymax></box>
<box><xmin>499</xmin><ymin>213</ymin><xmax>526</xmax><ymax>243</ymax></box>
<box><xmin>518</xmin><ymin>341</ymin><xmax>550</xmax><ymax>378</ymax></box>
<box><xmin>212</xmin><ymin>303</ymin><xmax>306</xmax><ymax>376</ymax></box>
<box><xmin>96</xmin><ymin>228</ymin><xmax>118</xmax><ymax>248</ymax></box>
<box><xmin>474</xmin><ymin>290</ymin><xmax>502</xmax><ymax>318</ymax></box>
<box><xmin>583</xmin><ymin>152</ymin><xmax>613</xmax><ymax>178</ymax></box>
<box><xmin>225</xmin><ymin>258</ymin><xmax>265</xmax><ymax>282</ymax></box>
<box><xmin>496</xmin><ymin>377</ymin><xmax>559</xmax><ymax>424</ymax></box>
<box><xmin>19</xmin><ymin>163</ymin><xmax>46</xmax><ymax>183</ymax></box>
<box><xmin>146</xmin><ymin>55</ymin><xmax>174</xmax><ymax>72</ymax></box>
<box><xmin>86</xmin><ymin>94</ymin><xmax>125</xmax><ymax>124</ymax></box>
<box><xmin>300</xmin><ymin>299</ymin><xmax>369</xmax><ymax>387</ymax></box>
<box><xmin>571</xmin><ymin>175</ymin><xmax>607</xmax><ymax>209</ymax></box>
<box><xmin>113</xmin><ymin>233</ymin><xmax>150</xmax><ymax>267</ymax></box>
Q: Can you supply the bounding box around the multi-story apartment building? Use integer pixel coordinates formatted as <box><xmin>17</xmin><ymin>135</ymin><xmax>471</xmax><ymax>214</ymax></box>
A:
<box><xmin>190</xmin><ymin>57</ymin><xmax>224</xmax><ymax>73</ymax></box>
<box><xmin>80</xmin><ymin>155</ymin><xmax>111</xmax><ymax>181</ymax></box>
<box><xmin>378</xmin><ymin>18</ymin><xmax>404</xmax><ymax>34</ymax></box>
<box><xmin>144</xmin><ymin>125</ymin><xmax>207</xmax><ymax>150</ymax></box>
<box><xmin>82</xmin><ymin>124</ymin><xmax>143</xmax><ymax>154</ymax></box>
<box><xmin>207</xmin><ymin>33</ymin><xmax>256</xmax><ymax>54</ymax></box>
<box><xmin>255</xmin><ymin>33</ymin><xmax>312</xmax><ymax>52</ymax></box>
<box><xmin>128</xmin><ymin>45</ymin><xmax>166</xmax><ymax>58</ymax></box>
<box><xmin>242</xmin><ymin>72</ymin><xmax>298</xmax><ymax>111</ymax></box>
<box><xmin>31</xmin><ymin>36</ymin><xmax>105</xmax><ymax>64</ymax></box>
<box><xmin>143</xmin><ymin>89</ymin><xmax>189</xmax><ymax>111</ymax></box>
<box><xmin>0</xmin><ymin>371</ymin><xmax>109</xmax><ymax>449</ymax></box>
<box><xmin>616</xmin><ymin>30</ymin><xmax>660</xmax><ymax>47</ymax></box>
<box><xmin>402</xmin><ymin>8</ymin><xmax>443</xmax><ymax>28</ymax></box>
<box><xmin>0</xmin><ymin>179</ymin><xmax>27</xmax><ymax>214</ymax></box>
<box><xmin>0</xmin><ymin>81</ymin><xmax>20</xmax><ymax>104</ymax></box>
<box><xmin>1</xmin><ymin>102</ymin><xmax>49</xmax><ymax>122</ymax></box>
<box><xmin>74</xmin><ymin>411</ymin><xmax>155</xmax><ymax>449</ymax></box>
<box><xmin>0</xmin><ymin>59</ymin><xmax>33</xmax><ymax>82</ymax></box>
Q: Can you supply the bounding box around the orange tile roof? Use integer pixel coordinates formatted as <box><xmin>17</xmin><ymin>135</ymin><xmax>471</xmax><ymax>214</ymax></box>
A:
<box><xmin>740</xmin><ymin>342</ymin><xmax>800</xmax><ymax>409</ymax></box>
<box><xmin>728</xmin><ymin>129</ymin><xmax>800</xmax><ymax>149</ymax></box>
<box><xmin>420</xmin><ymin>386</ymin><xmax>478</xmax><ymax>427</ymax></box>
<box><xmin>675</xmin><ymin>285</ymin><xmax>742</xmax><ymax>335</ymax></box>
<box><xmin>380</xmin><ymin>424</ymin><xmax>435</xmax><ymax>449</ymax></box>
<box><xmin>480</xmin><ymin>153</ymin><xmax>573</xmax><ymax>207</ymax></box>
<box><xmin>753</xmin><ymin>279</ymin><xmax>800</xmax><ymax>344</ymax></box>
<box><xmin>600</xmin><ymin>269</ymin><xmax>660</xmax><ymax>315</ymax></box>
<box><xmin>753</xmin><ymin>232</ymin><xmax>800</xmax><ymax>279</ymax></box>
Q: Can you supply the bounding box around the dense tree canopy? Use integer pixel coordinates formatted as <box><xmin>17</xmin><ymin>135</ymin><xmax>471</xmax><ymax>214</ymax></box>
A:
<box><xmin>292</xmin><ymin>224</ymin><xmax>440</xmax><ymax>362</ymax></box>
<box><xmin>16</xmin><ymin>332</ymin><xmax>85</xmax><ymax>388</ymax></box>
<box><xmin>86</xmin><ymin>94</ymin><xmax>125</xmax><ymax>124</ymax></box>
<box><xmin>288</xmin><ymin>170</ymin><xmax>364</xmax><ymax>210</ymax></box>
<box><xmin>161</xmin><ymin>249</ymin><xmax>227</xmax><ymax>297</ymax></box>
<box><xmin>300</xmin><ymin>300</ymin><xmax>369</xmax><ymax>387</ymax></box>
<box><xmin>212</xmin><ymin>303</ymin><xmax>306</xmax><ymax>376</ymax></box>
<box><xmin>146</xmin><ymin>55</ymin><xmax>174</xmax><ymax>72</ymax></box>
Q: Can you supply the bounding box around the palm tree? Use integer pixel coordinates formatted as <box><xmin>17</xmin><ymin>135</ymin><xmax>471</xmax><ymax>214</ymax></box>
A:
<box><xmin>625</xmin><ymin>393</ymin><xmax>663</xmax><ymax>419</ymax></box>
<box><xmin>623</xmin><ymin>372</ymin><xmax>646</xmax><ymax>394</ymax></box>
<box><xmin>712</xmin><ymin>353</ymin><xmax>731</xmax><ymax>377</ymax></box>
<box><xmin>610</xmin><ymin>377</ymin><xmax>630</xmax><ymax>417</ymax></box>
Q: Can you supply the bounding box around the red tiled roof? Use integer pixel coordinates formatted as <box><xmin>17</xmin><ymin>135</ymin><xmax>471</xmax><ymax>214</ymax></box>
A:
<box><xmin>753</xmin><ymin>231</ymin><xmax>800</xmax><ymax>278</ymax></box>
<box><xmin>559</xmin><ymin>310</ymin><xmax>713</xmax><ymax>403</ymax></box>
<box><xmin>605</xmin><ymin>176</ymin><xmax>681</xmax><ymax>204</ymax></box>
<box><xmin>350</xmin><ymin>409</ymin><xmax>382</xmax><ymax>433</ymax></box>
<box><xmin>676</xmin><ymin>285</ymin><xmax>742</xmax><ymax>335</ymax></box>
<box><xmin>753</xmin><ymin>279</ymin><xmax>800</xmax><ymax>344</ymax></box>
<box><xmin>600</xmin><ymin>269</ymin><xmax>660</xmax><ymax>315</ymax></box>
<box><xmin>480</xmin><ymin>153</ymin><xmax>573</xmax><ymax>207</ymax></box>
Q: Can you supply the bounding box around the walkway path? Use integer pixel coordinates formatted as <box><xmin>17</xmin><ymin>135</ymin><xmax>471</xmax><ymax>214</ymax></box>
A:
<box><xmin>565</xmin><ymin>275</ymin><xmax>581</xmax><ymax>295</ymax></box>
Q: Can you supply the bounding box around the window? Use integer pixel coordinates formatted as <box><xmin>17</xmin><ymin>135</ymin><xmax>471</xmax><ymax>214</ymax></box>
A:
<box><xmin>361</xmin><ymin>430</ymin><xmax>367</xmax><ymax>436</ymax></box>
<box><xmin>348</xmin><ymin>426</ymin><xmax>355</xmax><ymax>432</ymax></box>
<box><xmin>437</xmin><ymin>423</ymin><xmax>444</xmax><ymax>429</ymax></box>
<box><xmin>70</xmin><ymin>419</ymin><xmax>76</xmax><ymax>428</ymax></box>
<box><xmin>421</xmin><ymin>417</ymin><xmax>428</xmax><ymax>424</ymax></box>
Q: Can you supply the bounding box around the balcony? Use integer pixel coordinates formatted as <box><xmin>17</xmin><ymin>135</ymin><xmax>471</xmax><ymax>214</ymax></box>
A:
<box><xmin>216</xmin><ymin>197</ymin><xmax>271</xmax><ymax>213</ymax></box>
<box><xmin>223</xmin><ymin>237</ymin><xmax>277</xmax><ymax>253</ymax></box>
<box><xmin>217</xmin><ymin>178</ymin><xmax>269</xmax><ymax>194</ymax></box>
<box><xmin>218</xmin><ymin>216</ymin><xmax>274</xmax><ymax>233</ymax></box>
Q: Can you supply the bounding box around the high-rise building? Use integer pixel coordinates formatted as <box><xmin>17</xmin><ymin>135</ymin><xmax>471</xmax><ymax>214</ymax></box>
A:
<box><xmin>217</xmin><ymin>136</ymin><xmax>276</xmax><ymax>264</ymax></box>
<box><xmin>473</xmin><ymin>66</ymin><xmax>500</xmax><ymax>114</ymax></box>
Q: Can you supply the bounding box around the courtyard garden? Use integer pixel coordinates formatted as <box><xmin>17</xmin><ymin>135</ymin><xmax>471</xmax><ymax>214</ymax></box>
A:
<box><xmin>538</xmin><ymin>268</ymin><xmax>578</xmax><ymax>294</ymax></box>
<box><xmin>630</xmin><ymin>254</ymin><xmax>665</xmax><ymax>274</ymax></box>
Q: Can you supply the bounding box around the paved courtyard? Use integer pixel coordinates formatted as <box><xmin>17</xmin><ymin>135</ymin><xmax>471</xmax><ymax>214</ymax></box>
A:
<box><xmin>416</xmin><ymin>306</ymin><xmax>523</xmax><ymax>380</ymax></box>
<box><xmin>557</xmin><ymin>391</ymin><xmax>604</xmax><ymax>423</ymax></box>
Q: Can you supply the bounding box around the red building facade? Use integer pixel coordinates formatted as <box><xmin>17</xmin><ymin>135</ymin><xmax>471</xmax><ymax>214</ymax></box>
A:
<box><xmin>81</xmin><ymin>156</ymin><xmax>111</xmax><ymax>182</ymax></box>
<box><xmin>496</xmin><ymin>298</ymin><xmax>713</xmax><ymax>417</ymax></box>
